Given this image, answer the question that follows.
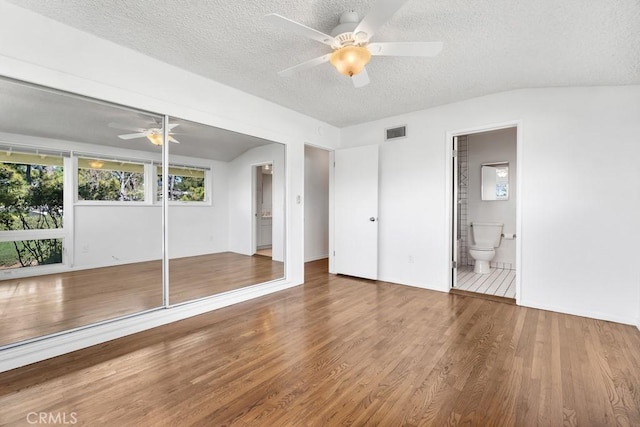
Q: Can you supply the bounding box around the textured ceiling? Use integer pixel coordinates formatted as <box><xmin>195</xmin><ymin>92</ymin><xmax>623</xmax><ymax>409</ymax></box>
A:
<box><xmin>6</xmin><ymin>0</ymin><xmax>640</xmax><ymax>127</ymax></box>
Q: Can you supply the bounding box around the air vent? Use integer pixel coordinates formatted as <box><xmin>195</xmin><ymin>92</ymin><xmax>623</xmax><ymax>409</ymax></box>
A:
<box><xmin>385</xmin><ymin>125</ymin><xmax>407</xmax><ymax>141</ymax></box>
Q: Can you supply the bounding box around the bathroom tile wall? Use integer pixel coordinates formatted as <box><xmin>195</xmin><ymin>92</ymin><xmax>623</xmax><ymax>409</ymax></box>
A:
<box><xmin>457</xmin><ymin>136</ymin><xmax>469</xmax><ymax>266</ymax></box>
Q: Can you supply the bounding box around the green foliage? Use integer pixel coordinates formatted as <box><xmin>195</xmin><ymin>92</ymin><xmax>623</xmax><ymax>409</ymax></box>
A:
<box><xmin>0</xmin><ymin>163</ymin><xmax>64</xmax><ymax>268</ymax></box>
<box><xmin>78</xmin><ymin>169</ymin><xmax>144</xmax><ymax>201</ymax></box>
<box><xmin>159</xmin><ymin>175</ymin><xmax>205</xmax><ymax>202</ymax></box>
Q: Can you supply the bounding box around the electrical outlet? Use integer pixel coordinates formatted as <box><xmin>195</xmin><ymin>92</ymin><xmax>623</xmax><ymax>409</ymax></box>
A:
<box><xmin>81</xmin><ymin>245</ymin><xmax>89</xmax><ymax>253</ymax></box>
<box><xmin>408</xmin><ymin>255</ymin><xmax>414</xmax><ymax>264</ymax></box>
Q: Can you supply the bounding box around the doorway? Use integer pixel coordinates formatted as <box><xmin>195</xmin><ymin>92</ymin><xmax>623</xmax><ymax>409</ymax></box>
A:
<box><xmin>450</xmin><ymin>124</ymin><xmax>520</xmax><ymax>302</ymax></box>
<box><xmin>303</xmin><ymin>145</ymin><xmax>331</xmax><ymax>275</ymax></box>
<box><xmin>254</xmin><ymin>163</ymin><xmax>273</xmax><ymax>258</ymax></box>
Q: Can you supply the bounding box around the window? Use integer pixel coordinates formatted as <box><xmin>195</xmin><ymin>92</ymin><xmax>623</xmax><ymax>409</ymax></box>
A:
<box><xmin>0</xmin><ymin>149</ymin><xmax>65</xmax><ymax>269</ymax></box>
<box><xmin>157</xmin><ymin>166</ymin><xmax>207</xmax><ymax>202</ymax></box>
<box><xmin>0</xmin><ymin>238</ymin><xmax>63</xmax><ymax>270</ymax></box>
<box><xmin>78</xmin><ymin>158</ymin><xmax>145</xmax><ymax>202</ymax></box>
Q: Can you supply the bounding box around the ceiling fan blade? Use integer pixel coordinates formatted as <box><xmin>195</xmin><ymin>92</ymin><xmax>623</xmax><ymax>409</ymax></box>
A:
<box><xmin>368</xmin><ymin>41</ymin><xmax>443</xmax><ymax>57</ymax></box>
<box><xmin>352</xmin><ymin>67</ymin><xmax>370</xmax><ymax>88</ymax></box>
<box><xmin>108</xmin><ymin>122</ymin><xmax>147</xmax><ymax>133</ymax></box>
<box><xmin>354</xmin><ymin>0</ymin><xmax>409</xmax><ymax>40</ymax></box>
<box><xmin>167</xmin><ymin>123</ymin><xmax>179</xmax><ymax>130</ymax></box>
<box><xmin>117</xmin><ymin>132</ymin><xmax>149</xmax><ymax>140</ymax></box>
<box><xmin>169</xmin><ymin>137</ymin><xmax>181</xmax><ymax>144</ymax></box>
<box><xmin>278</xmin><ymin>53</ymin><xmax>331</xmax><ymax>77</ymax></box>
<box><xmin>265</xmin><ymin>13</ymin><xmax>337</xmax><ymax>47</ymax></box>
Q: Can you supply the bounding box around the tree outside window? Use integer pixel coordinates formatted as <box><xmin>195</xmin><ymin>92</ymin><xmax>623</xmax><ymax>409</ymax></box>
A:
<box><xmin>0</xmin><ymin>153</ymin><xmax>64</xmax><ymax>269</ymax></box>
<box><xmin>157</xmin><ymin>166</ymin><xmax>206</xmax><ymax>202</ymax></box>
<box><xmin>78</xmin><ymin>158</ymin><xmax>145</xmax><ymax>202</ymax></box>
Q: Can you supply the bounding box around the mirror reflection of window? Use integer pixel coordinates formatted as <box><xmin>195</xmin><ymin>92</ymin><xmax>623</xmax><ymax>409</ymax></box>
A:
<box><xmin>156</xmin><ymin>165</ymin><xmax>207</xmax><ymax>202</ymax></box>
<box><xmin>78</xmin><ymin>157</ymin><xmax>146</xmax><ymax>202</ymax></box>
<box><xmin>0</xmin><ymin>148</ymin><xmax>66</xmax><ymax>270</ymax></box>
<box><xmin>481</xmin><ymin>162</ymin><xmax>509</xmax><ymax>201</ymax></box>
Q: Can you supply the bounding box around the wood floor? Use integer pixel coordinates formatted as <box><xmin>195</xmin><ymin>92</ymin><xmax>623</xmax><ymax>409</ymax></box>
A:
<box><xmin>456</xmin><ymin>265</ymin><xmax>516</xmax><ymax>298</ymax></box>
<box><xmin>1</xmin><ymin>259</ymin><xmax>640</xmax><ymax>426</ymax></box>
<box><xmin>0</xmin><ymin>252</ymin><xmax>284</xmax><ymax>347</ymax></box>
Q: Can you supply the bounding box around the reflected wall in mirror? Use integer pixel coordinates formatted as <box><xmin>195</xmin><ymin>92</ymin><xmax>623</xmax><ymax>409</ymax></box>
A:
<box><xmin>481</xmin><ymin>162</ymin><xmax>509</xmax><ymax>201</ymax></box>
<box><xmin>0</xmin><ymin>77</ymin><xmax>164</xmax><ymax>347</ymax></box>
<box><xmin>167</xmin><ymin>117</ymin><xmax>285</xmax><ymax>305</ymax></box>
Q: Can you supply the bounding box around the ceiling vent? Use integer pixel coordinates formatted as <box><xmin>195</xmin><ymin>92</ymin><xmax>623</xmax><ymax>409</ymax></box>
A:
<box><xmin>385</xmin><ymin>125</ymin><xmax>407</xmax><ymax>141</ymax></box>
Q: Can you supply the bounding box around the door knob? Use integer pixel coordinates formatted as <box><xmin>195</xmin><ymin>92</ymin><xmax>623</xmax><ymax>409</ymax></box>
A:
<box><xmin>369</xmin><ymin>217</ymin><xmax>376</xmax><ymax>222</ymax></box>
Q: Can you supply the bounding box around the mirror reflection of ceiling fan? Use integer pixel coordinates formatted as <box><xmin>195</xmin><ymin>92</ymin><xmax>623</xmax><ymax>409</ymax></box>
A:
<box><xmin>265</xmin><ymin>0</ymin><xmax>443</xmax><ymax>88</ymax></box>
<box><xmin>108</xmin><ymin>122</ymin><xmax>181</xmax><ymax>145</ymax></box>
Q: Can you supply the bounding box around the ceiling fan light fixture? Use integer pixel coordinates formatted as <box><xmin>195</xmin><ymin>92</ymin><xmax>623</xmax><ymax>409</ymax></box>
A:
<box><xmin>330</xmin><ymin>46</ymin><xmax>371</xmax><ymax>77</ymax></box>
<box><xmin>146</xmin><ymin>133</ymin><xmax>164</xmax><ymax>146</ymax></box>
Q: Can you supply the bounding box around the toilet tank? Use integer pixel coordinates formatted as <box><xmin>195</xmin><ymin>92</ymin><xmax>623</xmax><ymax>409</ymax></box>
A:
<box><xmin>471</xmin><ymin>222</ymin><xmax>503</xmax><ymax>247</ymax></box>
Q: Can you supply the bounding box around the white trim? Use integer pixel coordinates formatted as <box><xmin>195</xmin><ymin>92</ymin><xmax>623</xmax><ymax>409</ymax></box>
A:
<box><xmin>65</xmin><ymin>155</ymin><xmax>76</xmax><ymax>266</ymax></box>
<box><xmin>0</xmin><ymin>228</ymin><xmax>66</xmax><ymax>241</ymax></box>
<box><xmin>162</xmin><ymin>115</ymin><xmax>170</xmax><ymax>308</ymax></box>
<box><xmin>74</xmin><ymin>201</ymin><xmax>151</xmax><ymax>207</ymax></box>
<box><xmin>328</xmin><ymin>150</ymin><xmax>336</xmax><ymax>274</ymax></box>
<box><xmin>377</xmin><ymin>275</ymin><xmax>449</xmax><ymax>292</ymax></box>
<box><xmin>0</xmin><ymin>262</ymin><xmax>67</xmax><ymax>280</ymax></box>
<box><xmin>304</xmin><ymin>254</ymin><xmax>329</xmax><ymax>263</ymax></box>
<box><xmin>521</xmin><ymin>298</ymin><xmax>637</xmax><ymax>327</ymax></box>
<box><xmin>445</xmin><ymin>120</ymin><xmax>523</xmax><ymax>304</ymax></box>
<box><xmin>0</xmin><ymin>278</ymin><xmax>300</xmax><ymax>373</ymax></box>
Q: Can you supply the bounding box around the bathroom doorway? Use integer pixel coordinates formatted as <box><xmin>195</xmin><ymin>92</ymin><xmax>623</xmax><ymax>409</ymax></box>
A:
<box><xmin>254</xmin><ymin>163</ymin><xmax>273</xmax><ymax>258</ymax></box>
<box><xmin>450</xmin><ymin>124</ymin><xmax>520</xmax><ymax>302</ymax></box>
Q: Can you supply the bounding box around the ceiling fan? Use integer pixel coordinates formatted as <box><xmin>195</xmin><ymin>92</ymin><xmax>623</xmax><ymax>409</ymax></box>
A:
<box><xmin>108</xmin><ymin>122</ymin><xmax>181</xmax><ymax>145</ymax></box>
<box><xmin>265</xmin><ymin>0</ymin><xmax>443</xmax><ymax>88</ymax></box>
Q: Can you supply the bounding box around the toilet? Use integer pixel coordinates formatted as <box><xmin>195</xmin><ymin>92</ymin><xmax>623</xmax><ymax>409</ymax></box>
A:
<box><xmin>469</xmin><ymin>222</ymin><xmax>503</xmax><ymax>274</ymax></box>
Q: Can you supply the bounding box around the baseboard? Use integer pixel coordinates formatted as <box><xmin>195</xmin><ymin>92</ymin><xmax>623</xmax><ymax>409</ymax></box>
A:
<box><xmin>0</xmin><ymin>278</ymin><xmax>301</xmax><ymax>373</ymax></box>
<box><xmin>304</xmin><ymin>254</ymin><xmax>328</xmax><ymax>263</ymax></box>
<box><xmin>376</xmin><ymin>275</ymin><xmax>449</xmax><ymax>293</ymax></box>
<box><xmin>450</xmin><ymin>288</ymin><xmax>516</xmax><ymax>305</ymax></box>
<box><xmin>520</xmin><ymin>298</ymin><xmax>637</xmax><ymax>326</ymax></box>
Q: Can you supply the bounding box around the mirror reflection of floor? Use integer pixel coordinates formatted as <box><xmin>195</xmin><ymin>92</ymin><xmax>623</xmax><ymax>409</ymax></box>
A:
<box><xmin>0</xmin><ymin>252</ymin><xmax>284</xmax><ymax>347</ymax></box>
<box><xmin>255</xmin><ymin>248</ymin><xmax>272</xmax><ymax>258</ymax></box>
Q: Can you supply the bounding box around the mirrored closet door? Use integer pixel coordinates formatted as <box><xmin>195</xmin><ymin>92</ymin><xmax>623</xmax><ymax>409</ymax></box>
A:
<box><xmin>0</xmin><ymin>76</ymin><xmax>286</xmax><ymax>348</ymax></box>
<box><xmin>166</xmin><ymin>117</ymin><xmax>286</xmax><ymax>305</ymax></box>
<box><xmin>0</xmin><ymin>77</ymin><xmax>164</xmax><ymax>346</ymax></box>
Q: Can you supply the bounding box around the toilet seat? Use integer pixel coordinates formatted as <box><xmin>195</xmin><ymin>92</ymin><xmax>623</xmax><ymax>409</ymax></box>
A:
<box><xmin>470</xmin><ymin>246</ymin><xmax>494</xmax><ymax>251</ymax></box>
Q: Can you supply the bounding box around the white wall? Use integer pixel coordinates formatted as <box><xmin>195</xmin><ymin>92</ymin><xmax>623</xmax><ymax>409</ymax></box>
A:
<box><xmin>467</xmin><ymin>127</ymin><xmax>517</xmax><ymax>267</ymax></box>
<box><xmin>304</xmin><ymin>145</ymin><xmax>330</xmax><ymax>262</ymax></box>
<box><xmin>75</xmin><ymin>206</ymin><xmax>162</xmax><ymax>266</ymax></box>
<box><xmin>341</xmin><ymin>86</ymin><xmax>640</xmax><ymax>325</ymax></box>
<box><xmin>228</xmin><ymin>144</ymin><xmax>286</xmax><ymax>262</ymax></box>
<box><xmin>167</xmin><ymin>160</ymin><xmax>229</xmax><ymax>260</ymax></box>
<box><xmin>0</xmin><ymin>1</ymin><xmax>340</xmax><ymax>371</ymax></box>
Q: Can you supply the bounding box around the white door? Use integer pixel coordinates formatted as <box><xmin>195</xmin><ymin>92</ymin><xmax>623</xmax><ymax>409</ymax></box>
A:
<box><xmin>334</xmin><ymin>145</ymin><xmax>379</xmax><ymax>280</ymax></box>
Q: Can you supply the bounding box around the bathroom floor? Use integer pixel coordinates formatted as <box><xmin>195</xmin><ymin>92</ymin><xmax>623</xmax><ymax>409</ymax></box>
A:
<box><xmin>456</xmin><ymin>266</ymin><xmax>516</xmax><ymax>299</ymax></box>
